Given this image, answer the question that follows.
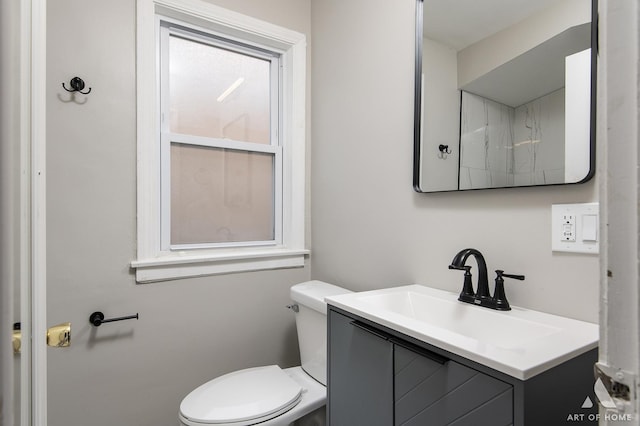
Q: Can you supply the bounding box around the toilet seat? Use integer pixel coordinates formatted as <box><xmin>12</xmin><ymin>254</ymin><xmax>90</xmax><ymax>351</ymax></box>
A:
<box><xmin>179</xmin><ymin>365</ymin><xmax>303</xmax><ymax>426</ymax></box>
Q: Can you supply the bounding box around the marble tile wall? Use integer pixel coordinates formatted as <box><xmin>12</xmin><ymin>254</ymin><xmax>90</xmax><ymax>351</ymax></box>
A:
<box><xmin>459</xmin><ymin>89</ymin><xmax>565</xmax><ymax>189</ymax></box>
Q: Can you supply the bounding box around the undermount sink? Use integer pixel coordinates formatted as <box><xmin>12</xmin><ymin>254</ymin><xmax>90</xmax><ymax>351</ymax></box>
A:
<box><xmin>325</xmin><ymin>285</ymin><xmax>598</xmax><ymax>379</ymax></box>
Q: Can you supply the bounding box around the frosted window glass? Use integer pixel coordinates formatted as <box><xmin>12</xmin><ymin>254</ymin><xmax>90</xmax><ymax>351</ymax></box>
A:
<box><xmin>169</xmin><ymin>35</ymin><xmax>271</xmax><ymax>144</ymax></box>
<box><xmin>170</xmin><ymin>143</ymin><xmax>275</xmax><ymax>245</ymax></box>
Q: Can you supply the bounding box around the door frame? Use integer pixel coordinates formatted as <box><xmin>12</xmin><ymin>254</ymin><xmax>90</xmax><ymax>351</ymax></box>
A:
<box><xmin>30</xmin><ymin>0</ymin><xmax>48</xmax><ymax>422</ymax></box>
<box><xmin>597</xmin><ymin>0</ymin><xmax>640</xmax><ymax>421</ymax></box>
<box><xmin>19</xmin><ymin>0</ymin><xmax>48</xmax><ymax>425</ymax></box>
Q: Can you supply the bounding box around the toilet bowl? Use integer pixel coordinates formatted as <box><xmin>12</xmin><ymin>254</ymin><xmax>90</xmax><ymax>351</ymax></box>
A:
<box><xmin>178</xmin><ymin>281</ymin><xmax>351</xmax><ymax>426</ymax></box>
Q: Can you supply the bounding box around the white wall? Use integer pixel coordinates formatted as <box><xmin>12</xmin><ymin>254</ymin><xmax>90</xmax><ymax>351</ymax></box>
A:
<box><xmin>310</xmin><ymin>0</ymin><xmax>599</xmax><ymax>323</ymax></box>
<box><xmin>565</xmin><ymin>48</ymin><xmax>592</xmax><ymax>183</ymax></box>
<box><xmin>420</xmin><ymin>37</ymin><xmax>460</xmax><ymax>192</ymax></box>
<box><xmin>45</xmin><ymin>1</ymin><xmax>310</xmax><ymax>425</ymax></box>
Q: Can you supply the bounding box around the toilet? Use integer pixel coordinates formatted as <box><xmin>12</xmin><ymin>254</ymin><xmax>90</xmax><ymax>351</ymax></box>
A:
<box><xmin>178</xmin><ymin>280</ymin><xmax>351</xmax><ymax>426</ymax></box>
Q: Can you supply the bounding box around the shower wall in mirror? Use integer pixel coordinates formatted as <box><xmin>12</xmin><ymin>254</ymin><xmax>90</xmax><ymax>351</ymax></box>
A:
<box><xmin>414</xmin><ymin>0</ymin><xmax>596</xmax><ymax>192</ymax></box>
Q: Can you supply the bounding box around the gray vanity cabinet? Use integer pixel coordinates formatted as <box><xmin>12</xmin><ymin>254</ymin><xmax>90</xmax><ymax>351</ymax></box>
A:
<box><xmin>328</xmin><ymin>307</ymin><xmax>598</xmax><ymax>426</ymax></box>
<box><xmin>328</xmin><ymin>307</ymin><xmax>393</xmax><ymax>426</ymax></box>
<box><xmin>328</xmin><ymin>308</ymin><xmax>513</xmax><ymax>426</ymax></box>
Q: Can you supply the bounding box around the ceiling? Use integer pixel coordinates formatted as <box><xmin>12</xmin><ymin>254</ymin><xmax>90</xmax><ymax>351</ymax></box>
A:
<box><xmin>460</xmin><ymin>23</ymin><xmax>591</xmax><ymax>107</ymax></box>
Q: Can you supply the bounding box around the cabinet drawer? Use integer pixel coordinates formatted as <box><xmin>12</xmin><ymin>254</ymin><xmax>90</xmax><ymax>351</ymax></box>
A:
<box><xmin>395</xmin><ymin>344</ymin><xmax>513</xmax><ymax>426</ymax></box>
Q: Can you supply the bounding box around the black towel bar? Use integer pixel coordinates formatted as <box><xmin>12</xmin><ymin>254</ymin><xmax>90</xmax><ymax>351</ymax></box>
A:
<box><xmin>89</xmin><ymin>311</ymin><xmax>139</xmax><ymax>327</ymax></box>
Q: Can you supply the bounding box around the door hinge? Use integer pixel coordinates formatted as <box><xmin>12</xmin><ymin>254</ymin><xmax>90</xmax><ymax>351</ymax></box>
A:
<box><xmin>594</xmin><ymin>362</ymin><xmax>638</xmax><ymax>413</ymax></box>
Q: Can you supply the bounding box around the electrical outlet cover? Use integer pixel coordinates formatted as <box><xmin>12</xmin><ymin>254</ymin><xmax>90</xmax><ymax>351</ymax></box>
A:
<box><xmin>552</xmin><ymin>203</ymin><xmax>599</xmax><ymax>254</ymax></box>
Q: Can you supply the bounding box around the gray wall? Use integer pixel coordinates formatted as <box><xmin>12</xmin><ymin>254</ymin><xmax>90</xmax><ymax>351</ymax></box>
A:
<box><xmin>310</xmin><ymin>0</ymin><xmax>599</xmax><ymax>323</ymax></box>
<box><xmin>46</xmin><ymin>1</ymin><xmax>310</xmax><ymax>425</ymax></box>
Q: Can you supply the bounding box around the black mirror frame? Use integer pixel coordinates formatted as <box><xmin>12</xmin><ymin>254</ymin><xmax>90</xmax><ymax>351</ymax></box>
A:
<box><xmin>413</xmin><ymin>0</ymin><xmax>598</xmax><ymax>193</ymax></box>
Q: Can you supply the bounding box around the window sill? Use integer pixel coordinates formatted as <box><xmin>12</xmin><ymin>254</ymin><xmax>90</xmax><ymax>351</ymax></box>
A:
<box><xmin>131</xmin><ymin>248</ymin><xmax>309</xmax><ymax>283</ymax></box>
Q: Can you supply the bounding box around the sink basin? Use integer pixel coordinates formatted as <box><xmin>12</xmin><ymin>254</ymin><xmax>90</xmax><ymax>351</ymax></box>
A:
<box><xmin>325</xmin><ymin>285</ymin><xmax>598</xmax><ymax>379</ymax></box>
<box><xmin>359</xmin><ymin>290</ymin><xmax>560</xmax><ymax>350</ymax></box>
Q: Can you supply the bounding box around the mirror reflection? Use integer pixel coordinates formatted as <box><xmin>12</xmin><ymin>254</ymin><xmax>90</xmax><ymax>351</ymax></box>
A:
<box><xmin>414</xmin><ymin>0</ymin><xmax>596</xmax><ymax>192</ymax></box>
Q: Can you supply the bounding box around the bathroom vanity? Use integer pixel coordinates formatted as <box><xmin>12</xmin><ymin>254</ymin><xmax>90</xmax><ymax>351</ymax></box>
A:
<box><xmin>325</xmin><ymin>286</ymin><xmax>599</xmax><ymax>426</ymax></box>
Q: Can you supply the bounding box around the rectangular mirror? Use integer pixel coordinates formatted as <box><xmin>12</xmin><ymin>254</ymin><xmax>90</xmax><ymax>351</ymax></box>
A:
<box><xmin>414</xmin><ymin>0</ymin><xmax>597</xmax><ymax>192</ymax></box>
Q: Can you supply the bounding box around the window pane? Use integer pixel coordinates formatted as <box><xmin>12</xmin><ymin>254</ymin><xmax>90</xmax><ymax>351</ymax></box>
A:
<box><xmin>169</xmin><ymin>34</ymin><xmax>272</xmax><ymax>144</ymax></box>
<box><xmin>170</xmin><ymin>143</ymin><xmax>275</xmax><ymax>245</ymax></box>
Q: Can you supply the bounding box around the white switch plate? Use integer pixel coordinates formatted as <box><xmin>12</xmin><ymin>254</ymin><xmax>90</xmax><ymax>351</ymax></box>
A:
<box><xmin>552</xmin><ymin>203</ymin><xmax>599</xmax><ymax>254</ymax></box>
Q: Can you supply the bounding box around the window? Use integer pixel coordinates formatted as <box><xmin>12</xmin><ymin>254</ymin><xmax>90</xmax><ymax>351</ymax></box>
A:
<box><xmin>161</xmin><ymin>24</ymin><xmax>281</xmax><ymax>249</ymax></box>
<box><xmin>133</xmin><ymin>0</ymin><xmax>307</xmax><ymax>283</ymax></box>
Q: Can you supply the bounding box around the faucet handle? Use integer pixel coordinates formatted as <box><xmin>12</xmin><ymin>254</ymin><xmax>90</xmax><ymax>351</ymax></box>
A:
<box><xmin>498</xmin><ymin>270</ymin><xmax>525</xmax><ymax>281</ymax></box>
<box><xmin>491</xmin><ymin>270</ymin><xmax>525</xmax><ymax>311</ymax></box>
<box><xmin>450</xmin><ymin>265</ymin><xmax>475</xmax><ymax>303</ymax></box>
<box><xmin>448</xmin><ymin>264</ymin><xmax>469</xmax><ymax>271</ymax></box>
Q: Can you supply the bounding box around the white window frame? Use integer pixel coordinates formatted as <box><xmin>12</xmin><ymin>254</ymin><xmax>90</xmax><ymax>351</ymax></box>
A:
<box><xmin>132</xmin><ymin>0</ymin><xmax>308</xmax><ymax>283</ymax></box>
<box><xmin>159</xmin><ymin>23</ymin><xmax>283</xmax><ymax>251</ymax></box>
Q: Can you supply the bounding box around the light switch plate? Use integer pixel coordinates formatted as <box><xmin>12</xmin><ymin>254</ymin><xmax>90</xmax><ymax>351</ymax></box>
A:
<box><xmin>552</xmin><ymin>203</ymin><xmax>599</xmax><ymax>254</ymax></box>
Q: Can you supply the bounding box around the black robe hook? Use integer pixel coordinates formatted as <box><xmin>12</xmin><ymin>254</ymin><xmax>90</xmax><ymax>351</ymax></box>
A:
<box><xmin>438</xmin><ymin>144</ymin><xmax>452</xmax><ymax>159</ymax></box>
<box><xmin>438</xmin><ymin>144</ymin><xmax>452</xmax><ymax>155</ymax></box>
<box><xmin>62</xmin><ymin>76</ymin><xmax>92</xmax><ymax>95</ymax></box>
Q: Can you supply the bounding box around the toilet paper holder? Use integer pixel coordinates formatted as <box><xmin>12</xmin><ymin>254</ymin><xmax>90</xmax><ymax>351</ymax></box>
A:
<box><xmin>89</xmin><ymin>311</ymin><xmax>139</xmax><ymax>327</ymax></box>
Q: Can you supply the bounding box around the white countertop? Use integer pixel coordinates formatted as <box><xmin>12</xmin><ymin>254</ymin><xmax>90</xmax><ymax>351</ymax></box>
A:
<box><xmin>325</xmin><ymin>285</ymin><xmax>598</xmax><ymax>380</ymax></box>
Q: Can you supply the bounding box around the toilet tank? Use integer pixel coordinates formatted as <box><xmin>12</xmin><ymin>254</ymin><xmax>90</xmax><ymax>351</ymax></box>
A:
<box><xmin>290</xmin><ymin>281</ymin><xmax>351</xmax><ymax>386</ymax></box>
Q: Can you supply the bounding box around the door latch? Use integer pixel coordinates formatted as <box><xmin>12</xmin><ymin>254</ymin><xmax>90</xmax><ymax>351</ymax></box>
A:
<box><xmin>47</xmin><ymin>322</ymin><xmax>71</xmax><ymax>348</ymax></box>
<box><xmin>12</xmin><ymin>322</ymin><xmax>21</xmax><ymax>354</ymax></box>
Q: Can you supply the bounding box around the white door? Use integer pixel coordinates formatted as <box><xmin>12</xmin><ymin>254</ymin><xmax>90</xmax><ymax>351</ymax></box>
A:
<box><xmin>0</xmin><ymin>1</ymin><xmax>24</xmax><ymax>423</ymax></box>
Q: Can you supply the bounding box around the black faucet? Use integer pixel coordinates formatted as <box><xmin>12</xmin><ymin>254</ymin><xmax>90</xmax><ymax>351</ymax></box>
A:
<box><xmin>449</xmin><ymin>248</ymin><xmax>525</xmax><ymax>311</ymax></box>
<box><xmin>449</xmin><ymin>248</ymin><xmax>491</xmax><ymax>305</ymax></box>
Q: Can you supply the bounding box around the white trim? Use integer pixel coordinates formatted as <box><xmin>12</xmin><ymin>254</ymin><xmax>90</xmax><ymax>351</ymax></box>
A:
<box><xmin>26</xmin><ymin>0</ymin><xmax>47</xmax><ymax>424</ymax></box>
<box><xmin>137</xmin><ymin>0</ymin><xmax>162</xmax><ymax>270</ymax></box>
<box><xmin>282</xmin><ymin>34</ymin><xmax>306</xmax><ymax>250</ymax></box>
<box><xmin>135</xmin><ymin>0</ymin><xmax>307</xmax><ymax>282</ymax></box>
<box><xmin>19</xmin><ymin>0</ymin><xmax>33</xmax><ymax>422</ymax></box>
<box><xmin>598</xmin><ymin>0</ymin><xmax>640</xmax><ymax>420</ymax></box>
<box><xmin>169</xmin><ymin>239</ymin><xmax>276</xmax><ymax>250</ymax></box>
<box><xmin>152</xmin><ymin>0</ymin><xmax>304</xmax><ymax>51</ymax></box>
<box><xmin>167</xmin><ymin>133</ymin><xmax>280</xmax><ymax>154</ymax></box>
<box><xmin>132</xmin><ymin>248</ymin><xmax>308</xmax><ymax>283</ymax></box>
<box><xmin>132</xmin><ymin>248</ymin><xmax>309</xmax><ymax>267</ymax></box>
<box><xmin>19</xmin><ymin>1</ymin><xmax>33</xmax><ymax>423</ymax></box>
<box><xmin>163</xmin><ymin>20</ymin><xmax>282</xmax><ymax>60</ymax></box>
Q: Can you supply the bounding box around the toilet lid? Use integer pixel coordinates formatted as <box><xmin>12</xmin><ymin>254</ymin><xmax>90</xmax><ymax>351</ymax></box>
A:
<box><xmin>180</xmin><ymin>365</ymin><xmax>302</xmax><ymax>425</ymax></box>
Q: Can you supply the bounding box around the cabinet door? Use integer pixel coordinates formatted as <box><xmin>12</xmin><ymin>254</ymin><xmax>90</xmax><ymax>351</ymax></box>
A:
<box><xmin>328</xmin><ymin>310</ymin><xmax>393</xmax><ymax>426</ymax></box>
<box><xmin>394</xmin><ymin>342</ymin><xmax>513</xmax><ymax>426</ymax></box>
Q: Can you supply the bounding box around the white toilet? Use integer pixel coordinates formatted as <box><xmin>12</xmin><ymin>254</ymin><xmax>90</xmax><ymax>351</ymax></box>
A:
<box><xmin>178</xmin><ymin>281</ymin><xmax>351</xmax><ymax>426</ymax></box>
